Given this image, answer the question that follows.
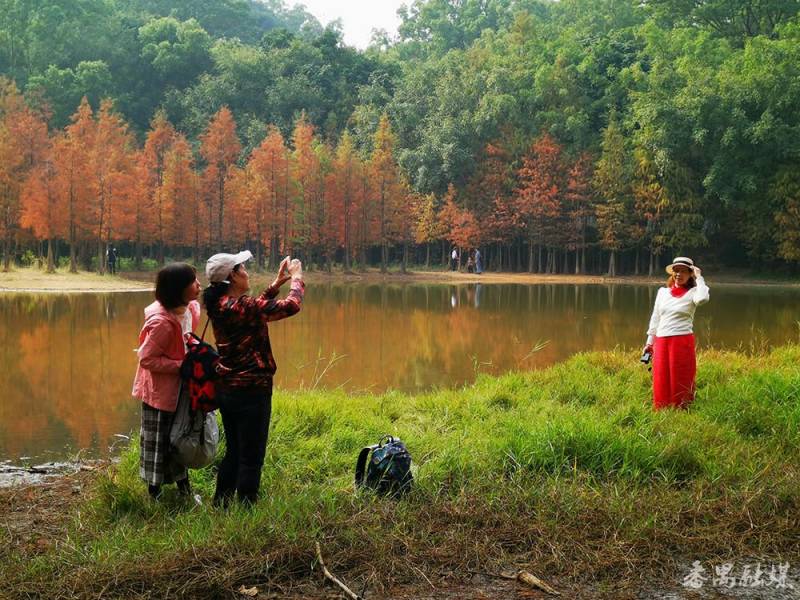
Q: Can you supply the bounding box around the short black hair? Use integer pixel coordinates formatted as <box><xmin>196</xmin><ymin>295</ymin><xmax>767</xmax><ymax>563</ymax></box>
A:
<box><xmin>155</xmin><ymin>263</ymin><xmax>197</xmax><ymax>309</ymax></box>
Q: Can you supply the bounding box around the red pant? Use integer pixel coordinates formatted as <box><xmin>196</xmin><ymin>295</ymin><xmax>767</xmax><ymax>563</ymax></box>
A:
<box><xmin>652</xmin><ymin>334</ymin><xmax>696</xmax><ymax>410</ymax></box>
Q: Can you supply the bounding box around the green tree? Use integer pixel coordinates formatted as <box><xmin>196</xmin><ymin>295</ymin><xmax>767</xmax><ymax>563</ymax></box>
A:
<box><xmin>594</xmin><ymin>112</ymin><xmax>633</xmax><ymax>276</ymax></box>
<box><xmin>139</xmin><ymin>17</ymin><xmax>213</xmax><ymax>89</ymax></box>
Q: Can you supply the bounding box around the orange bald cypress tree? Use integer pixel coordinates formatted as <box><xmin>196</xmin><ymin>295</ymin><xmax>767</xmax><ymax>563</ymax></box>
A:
<box><xmin>354</xmin><ymin>150</ymin><xmax>375</xmax><ymax>268</ymax></box>
<box><xmin>0</xmin><ymin>79</ymin><xmax>48</xmax><ymax>270</ymax></box>
<box><xmin>116</xmin><ymin>150</ymin><xmax>155</xmax><ymax>268</ymax></box>
<box><xmin>253</xmin><ymin>127</ymin><xmax>289</xmax><ymax>267</ymax></box>
<box><xmin>440</xmin><ymin>184</ymin><xmax>481</xmax><ymax>258</ymax></box>
<box><xmin>21</xmin><ymin>138</ymin><xmax>61</xmax><ymax>272</ymax></box>
<box><xmin>328</xmin><ymin>131</ymin><xmax>361</xmax><ymax>271</ymax></box>
<box><xmin>90</xmin><ymin>99</ymin><xmax>134</xmax><ymax>273</ymax></box>
<box><xmin>224</xmin><ymin>165</ymin><xmax>254</xmax><ymax>251</ymax></box>
<box><xmin>200</xmin><ymin>107</ymin><xmax>241</xmax><ymax>250</ymax></box>
<box><xmin>369</xmin><ymin>114</ymin><xmax>408</xmax><ymax>273</ymax></box>
<box><xmin>55</xmin><ymin>98</ymin><xmax>95</xmax><ymax>272</ymax></box>
<box><xmin>290</xmin><ymin>113</ymin><xmax>319</xmax><ymax>260</ymax></box>
<box><xmin>160</xmin><ymin>134</ymin><xmax>198</xmax><ymax>258</ymax></box>
<box><xmin>514</xmin><ymin>133</ymin><xmax>565</xmax><ymax>273</ymax></box>
<box><xmin>311</xmin><ymin>142</ymin><xmax>335</xmax><ymax>271</ymax></box>
<box><xmin>234</xmin><ymin>150</ymin><xmax>263</xmax><ymax>267</ymax></box>
<box><xmin>0</xmin><ymin>91</ymin><xmax>25</xmax><ymax>271</ymax></box>
<box><xmin>142</xmin><ymin>110</ymin><xmax>177</xmax><ymax>265</ymax></box>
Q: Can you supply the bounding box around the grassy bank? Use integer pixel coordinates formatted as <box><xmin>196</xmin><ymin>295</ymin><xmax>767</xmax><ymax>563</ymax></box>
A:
<box><xmin>2</xmin><ymin>347</ymin><xmax>800</xmax><ymax>598</ymax></box>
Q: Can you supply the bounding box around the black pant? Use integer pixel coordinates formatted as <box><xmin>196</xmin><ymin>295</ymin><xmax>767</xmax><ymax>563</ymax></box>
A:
<box><xmin>214</xmin><ymin>384</ymin><xmax>272</xmax><ymax>505</ymax></box>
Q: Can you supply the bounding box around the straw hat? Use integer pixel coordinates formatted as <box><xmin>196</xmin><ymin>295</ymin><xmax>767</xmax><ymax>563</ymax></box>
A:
<box><xmin>665</xmin><ymin>256</ymin><xmax>695</xmax><ymax>275</ymax></box>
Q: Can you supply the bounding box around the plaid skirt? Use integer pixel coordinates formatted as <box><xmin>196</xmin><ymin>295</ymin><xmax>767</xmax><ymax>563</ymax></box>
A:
<box><xmin>139</xmin><ymin>401</ymin><xmax>188</xmax><ymax>486</ymax></box>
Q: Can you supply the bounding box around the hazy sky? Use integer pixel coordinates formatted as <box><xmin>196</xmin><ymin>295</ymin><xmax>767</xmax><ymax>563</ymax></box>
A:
<box><xmin>297</xmin><ymin>0</ymin><xmax>407</xmax><ymax>49</ymax></box>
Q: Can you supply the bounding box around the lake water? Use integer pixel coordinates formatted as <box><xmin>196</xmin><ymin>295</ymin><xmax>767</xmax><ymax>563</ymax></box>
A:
<box><xmin>2</xmin><ymin>282</ymin><xmax>799</xmax><ymax>461</ymax></box>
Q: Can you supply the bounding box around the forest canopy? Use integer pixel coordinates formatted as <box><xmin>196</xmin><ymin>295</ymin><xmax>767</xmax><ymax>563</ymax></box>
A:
<box><xmin>2</xmin><ymin>0</ymin><xmax>800</xmax><ymax>274</ymax></box>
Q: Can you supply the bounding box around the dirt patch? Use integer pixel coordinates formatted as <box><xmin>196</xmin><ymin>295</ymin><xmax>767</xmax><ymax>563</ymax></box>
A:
<box><xmin>0</xmin><ymin>466</ymin><xmax>101</xmax><ymax>563</ymax></box>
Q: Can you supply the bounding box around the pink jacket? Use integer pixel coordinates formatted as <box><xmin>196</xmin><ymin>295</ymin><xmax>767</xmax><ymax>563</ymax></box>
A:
<box><xmin>131</xmin><ymin>300</ymin><xmax>201</xmax><ymax>412</ymax></box>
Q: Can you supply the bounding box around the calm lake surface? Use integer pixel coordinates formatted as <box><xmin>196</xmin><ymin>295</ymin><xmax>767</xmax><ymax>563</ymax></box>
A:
<box><xmin>2</xmin><ymin>282</ymin><xmax>799</xmax><ymax>461</ymax></box>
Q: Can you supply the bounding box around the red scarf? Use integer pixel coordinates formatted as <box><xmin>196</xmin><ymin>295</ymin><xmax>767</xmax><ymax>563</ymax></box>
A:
<box><xmin>670</xmin><ymin>285</ymin><xmax>689</xmax><ymax>298</ymax></box>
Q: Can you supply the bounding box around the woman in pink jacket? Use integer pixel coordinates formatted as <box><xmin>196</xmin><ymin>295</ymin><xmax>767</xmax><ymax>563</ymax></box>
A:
<box><xmin>132</xmin><ymin>263</ymin><xmax>201</xmax><ymax>500</ymax></box>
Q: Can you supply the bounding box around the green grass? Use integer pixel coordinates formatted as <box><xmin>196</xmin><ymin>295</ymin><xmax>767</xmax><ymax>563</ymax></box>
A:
<box><xmin>3</xmin><ymin>346</ymin><xmax>800</xmax><ymax>598</ymax></box>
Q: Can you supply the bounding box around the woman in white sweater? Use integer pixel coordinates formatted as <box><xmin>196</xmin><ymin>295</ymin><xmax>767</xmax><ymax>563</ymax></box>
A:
<box><xmin>643</xmin><ymin>257</ymin><xmax>710</xmax><ymax>409</ymax></box>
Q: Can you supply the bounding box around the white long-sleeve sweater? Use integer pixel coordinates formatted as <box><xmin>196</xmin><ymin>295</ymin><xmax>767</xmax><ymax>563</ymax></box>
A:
<box><xmin>646</xmin><ymin>277</ymin><xmax>710</xmax><ymax>345</ymax></box>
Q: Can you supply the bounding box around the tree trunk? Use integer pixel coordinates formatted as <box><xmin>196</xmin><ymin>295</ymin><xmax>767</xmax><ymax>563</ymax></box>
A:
<box><xmin>425</xmin><ymin>242</ymin><xmax>430</xmax><ymax>268</ymax></box>
<box><xmin>2</xmin><ymin>236</ymin><xmax>10</xmax><ymax>272</ymax></box>
<box><xmin>401</xmin><ymin>243</ymin><xmax>408</xmax><ymax>274</ymax></box>
<box><xmin>135</xmin><ymin>239</ymin><xmax>143</xmax><ymax>270</ymax></box>
<box><xmin>528</xmin><ymin>240</ymin><xmax>535</xmax><ymax>273</ymax></box>
<box><xmin>607</xmin><ymin>250</ymin><xmax>616</xmax><ymax>276</ymax></box>
<box><xmin>634</xmin><ymin>247</ymin><xmax>640</xmax><ymax>276</ymax></box>
<box><xmin>97</xmin><ymin>241</ymin><xmax>106</xmax><ymax>275</ymax></box>
<box><xmin>69</xmin><ymin>240</ymin><xmax>78</xmax><ymax>273</ymax></box>
<box><xmin>270</xmin><ymin>234</ymin><xmax>280</xmax><ymax>269</ymax></box>
<box><xmin>46</xmin><ymin>239</ymin><xmax>55</xmax><ymax>273</ymax></box>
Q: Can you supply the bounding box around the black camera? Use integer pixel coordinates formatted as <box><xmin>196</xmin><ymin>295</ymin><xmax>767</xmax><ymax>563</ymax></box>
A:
<box><xmin>640</xmin><ymin>350</ymin><xmax>652</xmax><ymax>365</ymax></box>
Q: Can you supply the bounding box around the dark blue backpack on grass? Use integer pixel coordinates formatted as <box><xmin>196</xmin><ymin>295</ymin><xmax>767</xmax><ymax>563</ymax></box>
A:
<box><xmin>355</xmin><ymin>435</ymin><xmax>413</xmax><ymax>498</ymax></box>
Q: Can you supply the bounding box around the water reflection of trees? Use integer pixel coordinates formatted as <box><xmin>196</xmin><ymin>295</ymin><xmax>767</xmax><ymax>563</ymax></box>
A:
<box><xmin>0</xmin><ymin>293</ymin><xmax>145</xmax><ymax>459</ymax></box>
<box><xmin>272</xmin><ymin>283</ymin><xmax>657</xmax><ymax>393</ymax></box>
<box><xmin>2</xmin><ymin>284</ymin><xmax>799</xmax><ymax>459</ymax></box>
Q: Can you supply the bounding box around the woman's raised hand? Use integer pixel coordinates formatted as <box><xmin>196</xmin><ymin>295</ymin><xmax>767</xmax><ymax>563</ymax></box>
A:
<box><xmin>271</xmin><ymin>256</ymin><xmax>292</xmax><ymax>288</ymax></box>
<box><xmin>288</xmin><ymin>258</ymin><xmax>303</xmax><ymax>281</ymax></box>
<box><xmin>278</xmin><ymin>256</ymin><xmax>291</xmax><ymax>278</ymax></box>
<box><xmin>692</xmin><ymin>266</ymin><xmax>702</xmax><ymax>278</ymax></box>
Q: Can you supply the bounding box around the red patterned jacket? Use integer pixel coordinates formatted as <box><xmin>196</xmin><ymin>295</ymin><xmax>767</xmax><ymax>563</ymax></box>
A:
<box><xmin>210</xmin><ymin>279</ymin><xmax>304</xmax><ymax>389</ymax></box>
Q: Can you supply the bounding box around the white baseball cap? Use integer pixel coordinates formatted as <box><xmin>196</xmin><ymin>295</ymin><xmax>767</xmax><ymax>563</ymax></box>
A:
<box><xmin>205</xmin><ymin>250</ymin><xmax>252</xmax><ymax>284</ymax></box>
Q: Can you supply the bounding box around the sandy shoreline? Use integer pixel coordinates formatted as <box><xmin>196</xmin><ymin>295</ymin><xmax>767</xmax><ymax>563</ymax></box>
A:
<box><xmin>1</xmin><ymin>266</ymin><xmax>797</xmax><ymax>292</ymax></box>
<box><xmin>0</xmin><ymin>269</ymin><xmax>152</xmax><ymax>292</ymax></box>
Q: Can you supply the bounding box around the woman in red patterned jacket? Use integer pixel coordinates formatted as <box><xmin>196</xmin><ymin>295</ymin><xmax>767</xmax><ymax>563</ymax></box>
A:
<box><xmin>202</xmin><ymin>251</ymin><xmax>304</xmax><ymax>506</ymax></box>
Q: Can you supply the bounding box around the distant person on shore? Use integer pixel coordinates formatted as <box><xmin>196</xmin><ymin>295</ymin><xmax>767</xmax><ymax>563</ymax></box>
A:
<box><xmin>132</xmin><ymin>263</ymin><xmax>201</xmax><ymax>500</ymax></box>
<box><xmin>643</xmin><ymin>257</ymin><xmax>709</xmax><ymax>410</ymax></box>
<box><xmin>467</xmin><ymin>252</ymin><xmax>475</xmax><ymax>273</ymax></box>
<box><xmin>474</xmin><ymin>248</ymin><xmax>483</xmax><ymax>274</ymax></box>
<box><xmin>451</xmin><ymin>248</ymin><xmax>459</xmax><ymax>271</ymax></box>
<box><xmin>203</xmin><ymin>251</ymin><xmax>304</xmax><ymax>507</ymax></box>
<box><xmin>107</xmin><ymin>246</ymin><xmax>118</xmax><ymax>275</ymax></box>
